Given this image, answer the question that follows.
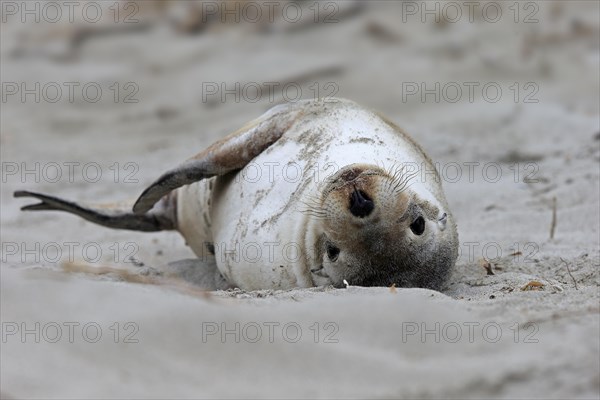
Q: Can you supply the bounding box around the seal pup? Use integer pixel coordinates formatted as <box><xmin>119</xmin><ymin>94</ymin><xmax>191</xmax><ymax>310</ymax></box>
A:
<box><xmin>15</xmin><ymin>98</ymin><xmax>458</xmax><ymax>290</ymax></box>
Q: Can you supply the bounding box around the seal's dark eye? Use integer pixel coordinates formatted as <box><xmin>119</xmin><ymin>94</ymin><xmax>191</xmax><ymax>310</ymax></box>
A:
<box><xmin>326</xmin><ymin>244</ymin><xmax>340</xmax><ymax>261</ymax></box>
<box><xmin>410</xmin><ymin>216</ymin><xmax>425</xmax><ymax>235</ymax></box>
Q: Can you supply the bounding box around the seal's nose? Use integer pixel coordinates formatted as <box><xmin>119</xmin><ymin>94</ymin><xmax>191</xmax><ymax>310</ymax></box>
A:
<box><xmin>349</xmin><ymin>189</ymin><xmax>374</xmax><ymax>218</ymax></box>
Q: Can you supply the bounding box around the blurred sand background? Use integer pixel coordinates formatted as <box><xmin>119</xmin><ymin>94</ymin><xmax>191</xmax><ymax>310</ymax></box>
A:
<box><xmin>1</xmin><ymin>1</ymin><xmax>599</xmax><ymax>398</ymax></box>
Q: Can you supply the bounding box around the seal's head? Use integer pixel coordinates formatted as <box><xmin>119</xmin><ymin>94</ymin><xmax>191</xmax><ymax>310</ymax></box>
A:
<box><xmin>306</xmin><ymin>163</ymin><xmax>458</xmax><ymax>290</ymax></box>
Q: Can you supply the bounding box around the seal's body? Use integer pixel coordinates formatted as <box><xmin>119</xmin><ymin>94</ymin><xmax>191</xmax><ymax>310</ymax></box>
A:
<box><xmin>16</xmin><ymin>99</ymin><xmax>458</xmax><ymax>290</ymax></box>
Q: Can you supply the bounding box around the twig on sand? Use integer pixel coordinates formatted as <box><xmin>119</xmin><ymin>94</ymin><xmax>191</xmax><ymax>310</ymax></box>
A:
<box><xmin>479</xmin><ymin>258</ymin><xmax>495</xmax><ymax>275</ymax></box>
<box><xmin>550</xmin><ymin>197</ymin><xmax>557</xmax><ymax>239</ymax></box>
<box><xmin>521</xmin><ymin>281</ymin><xmax>545</xmax><ymax>291</ymax></box>
<box><xmin>62</xmin><ymin>261</ymin><xmax>212</xmax><ymax>299</ymax></box>
<box><xmin>560</xmin><ymin>257</ymin><xmax>578</xmax><ymax>290</ymax></box>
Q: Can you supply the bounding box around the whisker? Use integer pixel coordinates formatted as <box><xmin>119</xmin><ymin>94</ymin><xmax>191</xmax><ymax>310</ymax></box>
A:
<box><xmin>297</xmin><ymin>197</ymin><xmax>331</xmax><ymax>220</ymax></box>
<box><xmin>393</xmin><ymin>169</ymin><xmax>419</xmax><ymax>194</ymax></box>
<box><xmin>384</xmin><ymin>162</ymin><xmax>403</xmax><ymax>194</ymax></box>
<box><xmin>391</xmin><ymin>167</ymin><xmax>418</xmax><ymax>194</ymax></box>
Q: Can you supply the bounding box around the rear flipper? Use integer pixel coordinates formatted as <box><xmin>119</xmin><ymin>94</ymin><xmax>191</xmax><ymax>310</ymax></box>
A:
<box><xmin>14</xmin><ymin>190</ymin><xmax>175</xmax><ymax>232</ymax></box>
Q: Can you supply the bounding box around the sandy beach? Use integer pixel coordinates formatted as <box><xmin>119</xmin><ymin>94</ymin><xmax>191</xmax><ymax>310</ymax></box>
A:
<box><xmin>1</xmin><ymin>1</ymin><xmax>599</xmax><ymax>398</ymax></box>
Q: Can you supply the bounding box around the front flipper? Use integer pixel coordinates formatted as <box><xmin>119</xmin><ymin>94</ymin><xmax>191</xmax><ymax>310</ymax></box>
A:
<box><xmin>132</xmin><ymin>102</ymin><xmax>304</xmax><ymax>214</ymax></box>
<box><xmin>14</xmin><ymin>190</ymin><xmax>175</xmax><ymax>232</ymax></box>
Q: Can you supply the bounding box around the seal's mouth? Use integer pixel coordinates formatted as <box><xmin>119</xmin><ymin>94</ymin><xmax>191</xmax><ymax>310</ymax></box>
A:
<box><xmin>322</xmin><ymin>164</ymin><xmax>385</xmax><ymax>220</ymax></box>
<box><xmin>324</xmin><ymin>164</ymin><xmax>383</xmax><ymax>198</ymax></box>
<box><xmin>338</xmin><ymin>167</ymin><xmax>365</xmax><ymax>183</ymax></box>
<box><xmin>336</xmin><ymin>166</ymin><xmax>383</xmax><ymax>184</ymax></box>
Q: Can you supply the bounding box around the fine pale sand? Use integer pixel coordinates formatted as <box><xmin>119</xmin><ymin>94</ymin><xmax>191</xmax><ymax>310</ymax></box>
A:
<box><xmin>1</xmin><ymin>1</ymin><xmax>599</xmax><ymax>398</ymax></box>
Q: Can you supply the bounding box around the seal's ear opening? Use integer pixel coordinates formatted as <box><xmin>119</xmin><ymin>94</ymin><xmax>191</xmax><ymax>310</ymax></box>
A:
<box><xmin>132</xmin><ymin>103</ymin><xmax>303</xmax><ymax>214</ymax></box>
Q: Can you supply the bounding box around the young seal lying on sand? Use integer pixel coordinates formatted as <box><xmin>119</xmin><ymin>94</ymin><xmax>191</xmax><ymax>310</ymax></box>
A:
<box><xmin>15</xmin><ymin>98</ymin><xmax>458</xmax><ymax>290</ymax></box>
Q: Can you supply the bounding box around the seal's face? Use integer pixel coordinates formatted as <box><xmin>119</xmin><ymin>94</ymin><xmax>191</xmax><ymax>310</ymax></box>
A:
<box><xmin>308</xmin><ymin>164</ymin><xmax>457</xmax><ymax>290</ymax></box>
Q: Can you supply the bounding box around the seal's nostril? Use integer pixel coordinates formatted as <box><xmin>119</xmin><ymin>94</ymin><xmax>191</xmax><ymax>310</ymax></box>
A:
<box><xmin>349</xmin><ymin>189</ymin><xmax>374</xmax><ymax>218</ymax></box>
